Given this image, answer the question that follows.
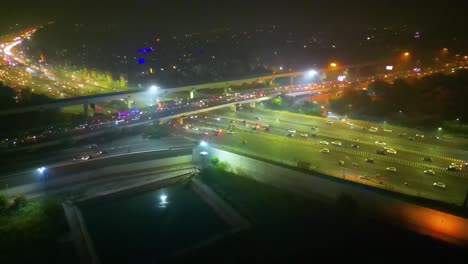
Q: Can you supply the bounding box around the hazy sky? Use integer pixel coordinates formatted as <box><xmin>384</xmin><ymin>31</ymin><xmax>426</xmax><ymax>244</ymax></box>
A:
<box><xmin>1</xmin><ymin>0</ymin><xmax>466</xmax><ymax>33</ymax></box>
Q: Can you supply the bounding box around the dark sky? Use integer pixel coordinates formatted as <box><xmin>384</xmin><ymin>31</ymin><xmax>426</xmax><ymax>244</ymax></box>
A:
<box><xmin>1</xmin><ymin>0</ymin><xmax>466</xmax><ymax>33</ymax></box>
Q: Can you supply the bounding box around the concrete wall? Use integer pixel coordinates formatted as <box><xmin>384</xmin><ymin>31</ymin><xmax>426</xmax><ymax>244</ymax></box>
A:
<box><xmin>193</xmin><ymin>148</ymin><xmax>468</xmax><ymax>246</ymax></box>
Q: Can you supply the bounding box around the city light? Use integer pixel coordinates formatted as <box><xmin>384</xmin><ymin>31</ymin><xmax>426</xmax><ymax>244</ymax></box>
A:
<box><xmin>37</xmin><ymin>167</ymin><xmax>46</xmax><ymax>173</ymax></box>
<box><xmin>200</xmin><ymin>140</ymin><xmax>208</xmax><ymax>146</ymax></box>
<box><xmin>306</xmin><ymin>69</ymin><xmax>318</xmax><ymax>78</ymax></box>
<box><xmin>330</xmin><ymin>62</ymin><xmax>337</xmax><ymax>67</ymax></box>
<box><xmin>150</xmin><ymin>85</ymin><xmax>159</xmax><ymax>93</ymax></box>
<box><xmin>404</xmin><ymin>52</ymin><xmax>410</xmax><ymax>57</ymax></box>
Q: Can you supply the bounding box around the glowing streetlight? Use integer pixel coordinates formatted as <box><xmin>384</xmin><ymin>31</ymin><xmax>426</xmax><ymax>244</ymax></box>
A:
<box><xmin>150</xmin><ymin>85</ymin><xmax>159</xmax><ymax>94</ymax></box>
<box><xmin>330</xmin><ymin>62</ymin><xmax>337</xmax><ymax>68</ymax></box>
<box><xmin>37</xmin><ymin>167</ymin><xmax>46</xmax><ymax>174</ymax></box>
<box><xmin>404</xmin><ymin>52</ymin><xmax>410</xmax><ymax>57</ymax></box>
<box><xmin>306</xmin><ymin>69</ymin><xmax>318</xmax><ymax>78</ymax></box>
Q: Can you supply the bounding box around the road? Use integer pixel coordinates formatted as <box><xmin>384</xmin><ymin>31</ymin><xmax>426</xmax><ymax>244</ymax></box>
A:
<box><xmin>178</xmin><ymin>108</ymin><xmax>468</xmax><ymax>206</ymax></box>
<box><xmin>0</xmin><ymin>136</ymin><xmax>195</xmax><ymax>189</ymax></box>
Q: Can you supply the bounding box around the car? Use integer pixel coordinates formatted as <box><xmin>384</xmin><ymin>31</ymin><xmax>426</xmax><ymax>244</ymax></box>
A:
<box><xmin>287</xmin><ymin>132</ymin><xmax>294</xmax><ymax>137</ymax></box>
<box><xmin>369</xmin><ymin>127</ymin><xmax>378</xmax><ymax>132</ymax></box>
<box><xmin>255</xmin><ymin>116</ymin><xmax>261</xmax><ymax>120</ymax></box>
<box><xmin>423</xmin><ymin>157</ymin><xmax>433</xmax><ymax>162</ymax></box>
<box><xmin>326</xmin><ymin>121</ymin><xmax>334</xmax><ymax>125</ymax></box>
<box><xmin>241</xmin><ymin>120</ymin><xmax>247</xmax><ymax>124</ymax></box>
<box><xmin>433</xmin><ymin>182</ymin><xmax>446</xmax><ymax>189</ymax></box>
<box><xmin>366</xmin><ymin>158</ymin><xmax>374</xmax><ymax>163</ymax></box>
<box><xmin>319</xmin><ymin>141</ymin><xmax>329</xmax><ymax>145</ymax></box>
<box><xmin>376</xmin><ymin>149</ymin><xmax>387</xmax><ymax>155</ymax></box>
<box><xmin>191</xmin><ymin>127</ymin><xmax>199</xmax><ymax>131</ymax></box>
<box><xmin>226</xmin><ymin>130</ymin><xmax>234</xmax><ymax>134</ymax></box>
<box><xmin>399</xmin><ymin>133</ymin><xmax>407</xmax><ymax>137</ymax></box>
<box><xmin>300</xmin><ymin>133</ymin><xmax>309</xmax><ymax>138</ymax></box>
<box><xmin>352</xmin><ymin>162</ymin><xmax>358</xmax><ymax>166</ymax></box>
<box><xmin>386</xmin><ymin>167</ymin><xmax>397</xmax><ymax>172</ymax></box>
<box><xmin>386</xmin><ymin>149</ymin><xmax>397</xmax><ymax>154</ymax></box>
<box><xmin>88</xmin><ymin>144</ymin><xmax>98</xmax><ymax>149</ymax></box>
<box><xmin>338</xmin><ymin>160</ymin><xmax>344</xmax><ymax>165</ymax></box>
<box><xmin>408</xmin><ymin>137</ymin><xmax>415</xmax><ymax>141</ymax></box>
<box><xmin>359</xmin><ymin>176</ymin><xmax>370</xmax><ymax>180</ymax></box>
<box><xmin>351</xmin><ymin>144</ymin><xmax>360</xmax><ymax>149</ymax></box>
<box><xmin>321</xmin><ymin>148</ymin><xmax>330</xmax><ymax>153</ymax></box>
<box><xmin>424</xmin><ymin>170</ymin><xmax>435</xmax><ymax>175</ymax></box>
<box><xmin>311</xmin><ymin>126</ymin><xmax>319</xmax><ymax>130</ymax></box>
<box><xmin>383</xmin><ymin>129</ymin><xmax>393</xmax><ymax>133</ymax></box>
<box><xmin>288</xmin><ymin>129</ymin><xmax>296</xmax><ymax>133</ymax></box>
<box><xmin>448</xmin><ymin>165</ymin><xmax>462</xmax><ymax>171</ymax></box>
<box><xmin>415</xmin><ymin>134</ymin><xmax>425</xmax><ymax>138</ymax></box>
<box><xmin>375</xmin><ymin>141</ymin><xmax>386</xmax><ymax>146</ymax></box>
<box><xmin>229</xmin><ymin>120</ymin><xmax>236</xmax><ymax>123</ymax></box>
<box><xmin>331</xmin><ymin>141</ymin><xmax>342</xmax><ymax>146</ymax></box>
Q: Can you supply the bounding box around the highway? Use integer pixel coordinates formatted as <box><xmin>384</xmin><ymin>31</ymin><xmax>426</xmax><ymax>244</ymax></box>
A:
<box><xmin>177</xmin><ymin>108</ymin><xmax>468</xmax><ymax>206</ymax></box>
<box><xmin>0</xmin><ymin>136</ymin><xmax>195</xmax><ymax>189</ymax></box>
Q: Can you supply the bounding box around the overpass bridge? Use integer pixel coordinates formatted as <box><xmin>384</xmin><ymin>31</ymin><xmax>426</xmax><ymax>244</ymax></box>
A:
<box><xmin>0</xmin><ymin>61</ymin><xmax>383</xmax><ymax>116</ymax></box>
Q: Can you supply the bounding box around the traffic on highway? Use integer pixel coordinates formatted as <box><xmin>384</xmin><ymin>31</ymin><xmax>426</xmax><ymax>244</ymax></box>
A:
<box><xmin>174</xmin><ymin>106</ymin><xmax>468</xmax><ymax>206</ymax></box>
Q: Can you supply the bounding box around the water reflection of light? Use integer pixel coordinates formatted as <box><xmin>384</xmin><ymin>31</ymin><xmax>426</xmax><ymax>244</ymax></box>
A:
<box><xmin>158</xmin><ymin>194</ymin><xmax>168</xmax><ymax>208</ymax></box>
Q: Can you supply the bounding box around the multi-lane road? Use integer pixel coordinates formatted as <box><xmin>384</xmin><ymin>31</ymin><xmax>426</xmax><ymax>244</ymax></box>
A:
<box><xmin>179</xmin><ymin>107</ymin><xmax>468</xmax><ymax>205</ymax></box>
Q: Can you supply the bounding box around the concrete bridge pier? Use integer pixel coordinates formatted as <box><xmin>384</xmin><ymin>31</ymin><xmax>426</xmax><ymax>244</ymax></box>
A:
<box><xmin>269</xmin><ymin>78</ymin><xmax>276</xmax><ymax>87</ymax></box>
<box><xmin>176</xmin><ymin>117</ymin><xmax>184</xmax><ymax>125</ymax></box>
<box><xmin>83</xmin><ymin>103</ymin><xmax>89</xmax><ymax>118</ymax></box>
<box><xmin>190</xmin><ymin>89</ymin><xmax>195</xmax><ymax>99</ymax></box>
<box><xmin>249</xmin><ymin>101</ymin><xmax>256</xmax><ymax>108</ymax></box>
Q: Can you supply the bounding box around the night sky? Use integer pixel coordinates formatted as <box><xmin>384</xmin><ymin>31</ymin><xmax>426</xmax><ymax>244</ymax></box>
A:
<box><xmin>1</xmin><ymin>0</ymin><xmax>466</xmax><ymax>34</ymax></box>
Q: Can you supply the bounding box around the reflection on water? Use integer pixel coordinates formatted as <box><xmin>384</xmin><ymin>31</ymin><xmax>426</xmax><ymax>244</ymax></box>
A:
<box><xmin>80</xmin><ymin>185</ymin><xmax>228</xmax><ymax>263</ymax></box>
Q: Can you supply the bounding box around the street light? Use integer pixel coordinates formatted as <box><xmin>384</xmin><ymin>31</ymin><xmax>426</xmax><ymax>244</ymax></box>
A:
<box><xmin>330</xmin><ymin>62</ymin><xmax>337</xmax><ymax>68</ymax></box>
<box><xmin>306</xmin><ymin>69</ymin><xmax>318</xmax><ymax>78</ymax></box>
<box><xmin>37</xmin><ymin>167</ymin><xmax>46</xmax><ymax>174</ymax></box>
<box><xmin>404</xmin><ymin>52</ymin><xmax>410</xmax><ymax>57</ymax></box>
<box><xmin>438</xmin><ymin>127</ymin><xmax>442</xmax><ymax>131</ymax></box>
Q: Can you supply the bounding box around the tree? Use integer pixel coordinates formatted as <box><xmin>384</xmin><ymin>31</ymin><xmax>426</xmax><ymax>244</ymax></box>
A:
<box><xmin>119</xmin><ymin>75</ymin><xmax>128</xmax><ymax>89</ymax></box>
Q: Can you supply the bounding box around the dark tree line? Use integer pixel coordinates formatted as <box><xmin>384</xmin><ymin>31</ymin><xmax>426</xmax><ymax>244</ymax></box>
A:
<box><xmin>329</xmin><ymin>69</ymin><xmax>468</xmax><ymax>128</ymax></box>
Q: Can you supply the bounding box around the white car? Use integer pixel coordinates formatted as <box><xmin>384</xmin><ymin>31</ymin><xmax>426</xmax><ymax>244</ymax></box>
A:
<box><xmin>320</xmin><ymin>141</ymin><xmax>329</xmax><ymax>145</ymax></box>
<box><xmin>326</xmin><ymin>121</ymin><xmax>334</xmax><ymax>125</ymax></box>
<box><xmin>433</xmin><ymin>182</ymin><xmax>446</xmax><ymax>188</ymax></box>
<box><xmin>386</xmin><ymin>149</ymin><xmax>397</xmax><ymax>154</ymax></box>
<box><xmin>331</xmin><ymin>141</ymin><xmax>342</xmax><ymax>146</ymax></box>
<box><xmin>424</xmin><ymin>170</ymin><xmax>435</xmax><ymax>175</ymax></box>
<box><xmin>321</xmin><ymin>148</ymin><xmax>330</xmax><ymax>153</ymax></box>
<box><xmin>226</xmin><ymin>130</ymin><xmax>234</xmax><ymax>134</ymax></box>
<box><xmin>369</xmin><ymin>127</ymin><xmax>378</xmax><ymax>132</ymax></box>
<box><xmin>386</xmin><ymin>167</ymin><xmax>397</xmax><ymax>172</ymax></box>
<box><xmin>300</xmin><ymin>133</ymin><xmax>309</xmax><ymax>138</ymax></box>
<box><xmin>191</xmin><ymin>127</ymin><xmax>199</xmax><ymax>131</ymax></box>
<box><xmin>375</xmin><ymin>141</ymin><xmax>386</xmax><ymax>146</ymax></box>
<box><xmin>288</xmin><ymin>129</ymin><xmax>296</xmax><ymax>133</ymax></box>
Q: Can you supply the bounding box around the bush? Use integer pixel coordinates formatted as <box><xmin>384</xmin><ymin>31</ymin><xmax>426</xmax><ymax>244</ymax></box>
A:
<box><xmin>210</xmin><ymin>157</ymin><xmax>220</xmax><ymax>166</ymax></box>
<box><xmin>217</xmin><ymin>161</ymin><xmax>229</xmax><ymax>171</ymax></box>
<box><xmin>9</xmin><ymin>195</ymin><xmax>28</xmax><ymax>211</ymax></box>
<box><xmin>0</xmin><ymin>195</ymin><xmax>9</xmax><ymax>213</ymax></box>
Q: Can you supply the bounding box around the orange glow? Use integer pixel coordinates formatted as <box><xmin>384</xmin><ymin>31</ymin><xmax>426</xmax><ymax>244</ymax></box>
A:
<box><xmin>330</xmin><ymin>62</ymin><xmax>337</xmax><ymax>67</ymax></box>
<box><xmin>404</xmin><ymin>52</ymin><xmax>410</xmax><ymax>56</ymax></box>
